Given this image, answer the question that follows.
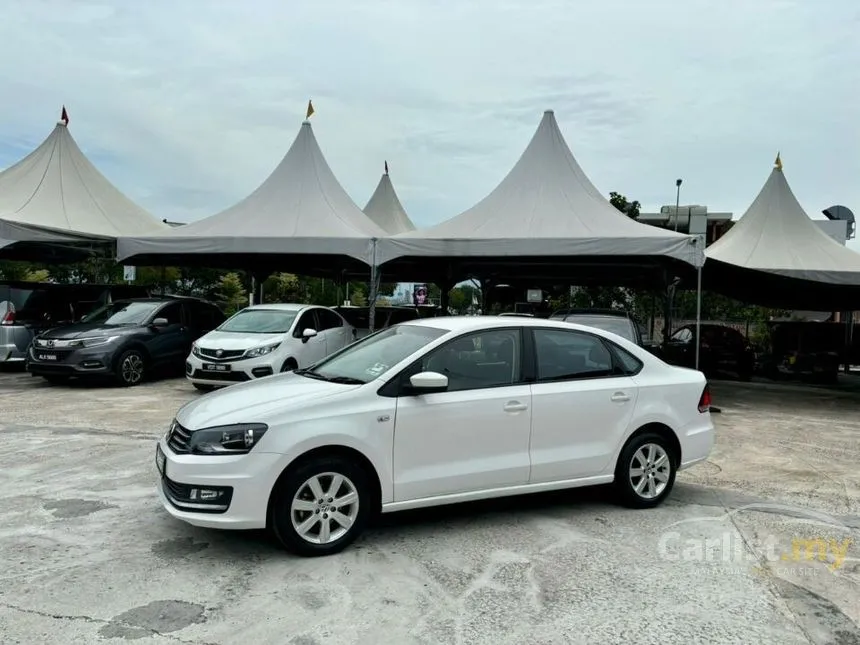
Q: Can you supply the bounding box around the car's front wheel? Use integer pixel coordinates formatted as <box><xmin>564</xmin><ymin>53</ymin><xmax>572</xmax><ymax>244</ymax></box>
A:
<box><xmin>614</xmin><ymin>432</ymin><xmax>677</xmax><ymax>508</ymax></box>
<box><xmin>270</xmin><ymin>455</ymin><xmax>371</xmax><ymax>557</ymax></box>
<box><xmin>115</xmin><ymin>349</ymin><xmax>146</xmax><ymax>387</ymax></box>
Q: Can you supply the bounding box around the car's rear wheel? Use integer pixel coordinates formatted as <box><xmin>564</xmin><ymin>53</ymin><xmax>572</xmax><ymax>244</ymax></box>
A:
<box><xmin>614</xmin><ymin>432</ymin><xmax>677</xmax><ymax>508</ymax></box>
<box><xmin>280</xmin><ymin>358</ymin><xmax>298</xmax><ymax>373</ymax></box>
<box><xmin>193</xmin><ymin>383</ymin><xmax>215</xmax><ymax>392</ymax></box>
<box><xmin>269</xmin><ymin>455</ymin><xmax>371</xmax><ymax>557</ymax></box>
<box><xmin>115</xmin><ymin>349</ymin><xmax>146</xmax><ymax>387</ymax></box>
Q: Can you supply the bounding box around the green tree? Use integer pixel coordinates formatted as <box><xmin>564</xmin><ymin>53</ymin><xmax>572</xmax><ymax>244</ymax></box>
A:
<box><xmin>217</xmin><ymin>273</ymin><xmax>248</xmax><ymax>315</ymax></box>
<box><xmin>609</xmin><ymin>192</ymin><xmax>641</xmax><ymax>219</ymax></box>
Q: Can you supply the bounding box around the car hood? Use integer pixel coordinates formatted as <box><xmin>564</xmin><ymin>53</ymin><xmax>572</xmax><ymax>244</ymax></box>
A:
<box><xmin>39</xmin><ymin>323</ymin><xmax>140</xmax><ymax>339</ymax></box>
<box><xmin>195</xmin><ymin>330</ymin><xmax>286</xmax><ymax>350</ymax></box>
<box><xmin>176</xmin><ymin>372</ymin><xmax>361</xmax><ymax>429</ymax></box>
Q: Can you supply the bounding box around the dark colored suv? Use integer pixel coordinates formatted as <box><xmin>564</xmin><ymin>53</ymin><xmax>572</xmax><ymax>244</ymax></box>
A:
<box><xmin>549</xmin><ymin>308</ymin><xmax>643</xmax><ymax>346</ymax></box>
<box><xmin>27</xmin><ymin>297</ymin><xmax>225</xmax><ymax>386</ymax></box>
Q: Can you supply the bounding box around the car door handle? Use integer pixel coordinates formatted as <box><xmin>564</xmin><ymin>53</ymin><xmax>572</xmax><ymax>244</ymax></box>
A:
<box><xmin>610</xmin><ymin>392</ymin><xmax>630</xmax><ymax>403</ymax></box>
<box><xmin>503</xmin><ymin>401</ymin><xmax>528</xmax><ymax>412</ymax></box>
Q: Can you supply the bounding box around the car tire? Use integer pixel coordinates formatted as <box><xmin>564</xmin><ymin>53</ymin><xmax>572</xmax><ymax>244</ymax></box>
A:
<box><xmin>614</xmin><ymin>432</ymin><xmax>677</xmax><ymax>509</ymax></box>
<box><xmin>280</xmin><ymin>358</ymin><xmax>298</xmax><ymax>373</ymax></box>
<box><xmin>269</xmin><ymin>455</ymin><xmax>372</xmax><ymax>557</ymax></box>
<box><xmin>115</xmin><ymin>349</ymin><xmax>146</xmax><ymax>387</ymax></box>
<box><xmin>193</xmin><ymin>383</ymin><xmax>215</xmax><ymax>392</ymax></box>
<box><xmin>43</xmin><ymin>375</ymin><xmax>70</xmax><ymax>385</ymax></box>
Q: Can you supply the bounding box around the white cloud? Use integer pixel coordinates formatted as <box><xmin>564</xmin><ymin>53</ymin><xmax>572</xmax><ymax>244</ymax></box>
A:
<box><xmin>0</xmin><ymin>0</ymin><xmax>858</xmax><ymax>242</ymax></box>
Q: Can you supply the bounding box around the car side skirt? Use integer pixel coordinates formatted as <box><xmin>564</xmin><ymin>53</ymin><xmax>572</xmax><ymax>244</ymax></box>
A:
<box><xmin>381</xmin><ymin>474</ymin><xmax>614</xmax><ymax>513</ymax></box>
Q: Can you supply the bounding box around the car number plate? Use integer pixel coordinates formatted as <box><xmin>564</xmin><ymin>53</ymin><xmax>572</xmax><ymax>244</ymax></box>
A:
<box><xmin>156</xmin><ymin>444</ymin><xmax>166</xmax><ymax>478</ymax></box>
<box><xmin>37</xmin><ymin>353</ymin><xmax>58</xmax><ymax>361</ymax></box>
<box><xmin>202</xmin><ymin>363</ymin><xmax>231</xmax><ymax>372</ymax></box>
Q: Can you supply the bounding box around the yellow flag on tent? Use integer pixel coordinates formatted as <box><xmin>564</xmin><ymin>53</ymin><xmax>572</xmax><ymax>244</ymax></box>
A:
<box><xmin>306</xmin><ymin>100</ymin><xmax>314</xmax><ymax>119</ymax></box>
<box><xmin>774</xmin><ymin>152</ymin><xmax>782</xmax><ymax>171</ymax></box>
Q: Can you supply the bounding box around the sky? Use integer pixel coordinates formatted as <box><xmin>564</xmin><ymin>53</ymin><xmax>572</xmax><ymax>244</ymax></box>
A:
<box><xmin>0</xmin><ymin>0</ymin><xmax>858</xmax><ymax>244</ymax></box>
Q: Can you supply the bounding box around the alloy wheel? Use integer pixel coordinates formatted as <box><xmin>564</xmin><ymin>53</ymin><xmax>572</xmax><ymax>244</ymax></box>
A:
<box><xmin>122</xmin><ymin>354</ymin><xmax>144</xmax><ymax>385</ymax></box>
<box><xmin>628</xmin><ymin>443</ymin><xmax>671</xmax><ymax>499</ymax></box>
<box><xmin>290</xmin><ymin>472</ymin><xmax>360</xmax><ymax>545</ymax></box>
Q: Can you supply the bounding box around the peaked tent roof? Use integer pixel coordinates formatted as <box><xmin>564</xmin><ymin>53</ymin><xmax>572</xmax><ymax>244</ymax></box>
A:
<box><xmin>117</xmin><ymin>120</ymin><xmax>387</xmax><ymax>271</ymax></box>
<box><xmin>703</xmin><ymin>165</ymin><xmax>860</xmax><ymax>309</ymax></box>
<box><xmin>375</xmin><ymin>110</ymin><xmax>698</xmax><ymax>275</ymax></box>
<box><xmin>363</xmin><ymin>171</ymin><xmax>415</xmax><ymax>234</ymax></box>
<box><xmin>0</xmin><ymin>121</ymin><xmax>167</xmax><ymax>239</ymax></box>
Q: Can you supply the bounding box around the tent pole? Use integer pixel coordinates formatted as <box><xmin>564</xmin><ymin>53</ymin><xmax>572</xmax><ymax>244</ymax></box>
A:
<box><xmin>695</xmin><ymin>259</ymin><xmax>703</xmax><ymax>372</ymax></box>
<box><xmin>368</xmin><ymin>239</ymin><xmax>379</xmax><ymax>332</ymax></box>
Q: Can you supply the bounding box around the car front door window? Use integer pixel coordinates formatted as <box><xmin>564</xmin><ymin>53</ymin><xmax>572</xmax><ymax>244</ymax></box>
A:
<box><xmin>420</xmin><ymin>329</ymin><xmax>520</xmax><ymax>391</ymax></box>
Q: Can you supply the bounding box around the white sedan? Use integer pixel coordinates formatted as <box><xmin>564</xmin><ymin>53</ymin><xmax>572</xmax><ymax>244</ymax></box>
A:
<box><xmin>156</xmin><ymin>316</ymin><xmax>713</xmax><ymax>557</ymax></box>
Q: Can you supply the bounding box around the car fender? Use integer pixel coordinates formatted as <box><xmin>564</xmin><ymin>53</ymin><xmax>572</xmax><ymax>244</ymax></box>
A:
<box><xmin>262</xmin><ymin>416</ymin><xmax>395</xmax><ymax>503</ymax></box>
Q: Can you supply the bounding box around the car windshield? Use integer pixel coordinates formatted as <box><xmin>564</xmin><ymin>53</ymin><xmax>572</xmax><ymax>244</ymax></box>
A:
<box><xmin>564</xmin><ymin>315</ymin><xmax>635</xmax><ymax>342</ymax></box>
<box><xmin>217</xmin><ymin>309</ymin><xmax>298</xmax><ymax>334</ymax></box>
<box><xmin>299</xmin><ymin>324</ymin><xmax>447</xmax><ymax>384</ymax></box>
<box><xmin>81</xmin><ymin>301</ymin><xmax>161</xmax><ymax>325</ymax></box>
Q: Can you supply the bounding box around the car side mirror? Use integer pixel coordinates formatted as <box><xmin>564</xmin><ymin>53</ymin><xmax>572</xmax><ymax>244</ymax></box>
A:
<box><xmin>301</xmin><ymin>328</ymin><xmax>318</xmax><ymax>343</ymax></box>
<box><xmin>152</xmin><ymin>317</ymin><xmax>169</xmax><ymax>327</ymax></box>
<box><xmin>407</xmin><ymin>371</ymin><xmax>449</xmax><ymax>394</ymax></box>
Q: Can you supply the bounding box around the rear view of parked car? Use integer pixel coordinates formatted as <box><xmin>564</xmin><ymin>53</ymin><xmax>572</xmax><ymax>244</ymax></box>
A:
<box><xmin>550</xmin><ymin>308</ymin><xmax>643</xmax><ymax>346</ymax></box>
<box><xmin>661</xmin><ymin>324</ymin><xmax>754</xmax><ymax>381</ymax></box>
<box><xmin>27</xmin><ymin>297</ymin><xmax>224</xmax><ymax>386</ymax></box>
<box><xmin>186</xmin><ymin>304</ymin><xmax>355</xmax><ymax>391</ymax></box>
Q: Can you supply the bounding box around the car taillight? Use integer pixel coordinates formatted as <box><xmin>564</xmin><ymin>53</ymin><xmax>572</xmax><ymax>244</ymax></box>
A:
<box><xmin>698</xmin><ymin>384</ymin><xmax>711</xmax><ymax>413</ymax></box>
<box><xmin>0</xmin><ymin>309</ymin><xmax>14</xmax><ymax>326</ymax></box>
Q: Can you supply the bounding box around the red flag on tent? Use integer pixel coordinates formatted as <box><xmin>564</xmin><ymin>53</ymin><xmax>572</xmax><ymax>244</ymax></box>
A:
<box><xmin>60</xmin><ymin>106</ymin><xmax>69</xmax><ymax>125</ymax></box>
<box><xmin>384</xmin><ymin>160</ymin><xmax>389</xmax><ymax>174</ymax></box>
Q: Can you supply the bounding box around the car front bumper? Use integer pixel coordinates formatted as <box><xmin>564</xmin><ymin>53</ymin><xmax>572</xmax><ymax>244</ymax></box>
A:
<box><xmin>27</xmin><ymin>344</ymin><xmax>117</xmax><ymax>376</ymax></box>
<box><xmin>185</xmin><ymin>352</ymin><xmax>279</xmax><ymax>387</ymax></box>
<box><xmin>156</xmin><ymin>438</ymin><xmax>287</xmax><ymax>530</ymax></box>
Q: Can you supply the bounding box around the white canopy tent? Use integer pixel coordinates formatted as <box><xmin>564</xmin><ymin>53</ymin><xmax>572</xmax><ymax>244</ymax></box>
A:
<box><xmin>0</xmin><ymin>120</ymin><xmax>167</xmax><ymax>242</ymax></box>
<box><xmin>117</xmin><ymin>120</ymin><xmax>387</xmax><ymax>274</ymax></box>
<box><xmin>363</xmin><ymin>168</ymin><xmax>415</xmax><ymax>234</ymax></box>
<box><xmin>703</xmin><ymin>162</ymin><xmax>860</xmax><ymax>309</ymax></box>
<box><xmin>375</xmin><ymin>110</ymin><xmax>699</xmax><ymax>274</ymax></box>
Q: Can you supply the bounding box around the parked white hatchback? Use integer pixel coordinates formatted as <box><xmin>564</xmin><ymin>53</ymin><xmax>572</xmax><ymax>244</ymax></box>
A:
<box><xmin>158</xmin><ymin>316</ymin><xmax>714</xmax><ymax>556</ymax></box>
<box><xmin>185</xmin><ymin>303</ymin><xmax>354</xmax><ymax>391</ymax></box>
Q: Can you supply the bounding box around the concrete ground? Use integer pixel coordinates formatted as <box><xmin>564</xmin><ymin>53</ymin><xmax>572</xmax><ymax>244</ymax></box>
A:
<box><xmin>0</xmin><ymin>368</ymin><xmax>858</xmax><ymax>645</ymax></box>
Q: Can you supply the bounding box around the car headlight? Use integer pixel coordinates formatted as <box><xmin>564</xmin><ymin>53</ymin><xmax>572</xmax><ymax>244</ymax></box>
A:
<box><xmin>188</xmin><ymin>423</ymin><xmax>269</xmax><ymax>455</ymax></box>
<box><xmin>68</xmin><ymin>336</ymin><xmax>121</xmax><ymax>348</ymax></box>
<box><xmin>191</xmin><ymin>343</ymin><xmax>202</xmax><ymax>358</ymax></box>
<box><xmin>244</xmin><ymin>343</ymin><xmax>280</xmax><ymax>358</ymax></box>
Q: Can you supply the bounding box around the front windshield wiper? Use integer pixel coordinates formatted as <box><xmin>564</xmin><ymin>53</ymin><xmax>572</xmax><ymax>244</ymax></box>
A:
<box><xmin>294</xmin><ymin>368</ymin><xmax>365</xmax><ymax>385</ymax></box>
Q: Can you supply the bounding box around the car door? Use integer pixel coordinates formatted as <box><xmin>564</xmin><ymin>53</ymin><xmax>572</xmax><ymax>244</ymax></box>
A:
<box><xmin>292</xmin><ymin>308</ymin><xmax>327</xmax><ymax>366</ymax></box>
<box><xmin>392</xmin><ymin>327</ymin><xmax>532</xmax><ymax>501</ymax></box>
<box><xmin>145</xmin><ymin>301</ymin><xmax>187</xmax><ymax>366</ymax></box>
<box><xmin>316</xmin><ymin>308</ymin><xmax>350</xmax><ymax>355</ymax></box>
<box><xmin>528</xmin><ymin>328</ymin><xmax>639</xmax><ymax>482</ymax></box>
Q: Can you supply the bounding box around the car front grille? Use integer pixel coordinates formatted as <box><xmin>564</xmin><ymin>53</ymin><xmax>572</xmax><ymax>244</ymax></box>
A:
<box><xmin>167</xmin><ymin>421</ymin><xmax>192</xmax><ymax>454</ymax></box>
<box><xmin>197</xmin><ymin>347</ymin><xmax>245</xmax><ymax>361</ymax></box>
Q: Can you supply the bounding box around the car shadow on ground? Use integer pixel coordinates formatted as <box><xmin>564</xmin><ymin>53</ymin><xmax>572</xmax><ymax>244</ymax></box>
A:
<box><xmin>173</xmin><ymin>485</ymin><xmax>620</xmax><ymax>560</ymax></box>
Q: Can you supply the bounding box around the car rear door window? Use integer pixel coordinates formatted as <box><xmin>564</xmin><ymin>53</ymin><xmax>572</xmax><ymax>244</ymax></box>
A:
<box><xmin>533</xmin><ymin>329</ymin><xmax>614</xmax><ymax>381</ymax></box>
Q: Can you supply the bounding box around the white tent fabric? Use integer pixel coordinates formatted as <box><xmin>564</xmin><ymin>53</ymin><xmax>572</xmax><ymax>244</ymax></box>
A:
<box><xmin>705</xmin><ymin>167</ymin><xmax>860</xmax><ymax>284</ymax></box>
<box><xmin>117</xmin><ymin>121</ymin><xmax>386</xmax><ymax>265</ymax></box>
<box><xmin>363</xmin><ymin>172</ymin><xmax>415</xmax><ymax>234</ymax></box>
<box><xmin>0</xmin><ymin>122</ymin><xmax>166</xmax><ymax>239</ymax></box>
<box><xmin>375</xmin><ymin>110</ymin><xmax>698</xmax><ymax>267</ymax></box>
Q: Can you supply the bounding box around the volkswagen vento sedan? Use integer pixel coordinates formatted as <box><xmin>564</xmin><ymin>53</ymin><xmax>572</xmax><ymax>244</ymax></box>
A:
<box><xmin>156</xmin><ymin>316</ymin><xmax>714</xmax><ymax>556</ymax></box>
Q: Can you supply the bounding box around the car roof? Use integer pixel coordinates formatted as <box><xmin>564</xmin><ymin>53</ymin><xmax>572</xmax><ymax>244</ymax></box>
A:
<box><xmin>243</xmin><ymin>303</ymin><xmax>310</xmax><ymax>312</ymax></box>
<box><xmin>403</xmin><ymin>315</ymin><xmax>627</xmax><ymax>335</ymax></box>
<box><xmin>554</xmin><ymin>308</ymin><xmax>632</xmax><ymax>318</ymax></box>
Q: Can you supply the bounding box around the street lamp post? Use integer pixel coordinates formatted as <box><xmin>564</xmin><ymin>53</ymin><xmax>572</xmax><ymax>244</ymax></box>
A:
<box><xmin>674</xmin><ymin>178</ymin><xmax>683</xmax><ymax>231</ymax></box>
